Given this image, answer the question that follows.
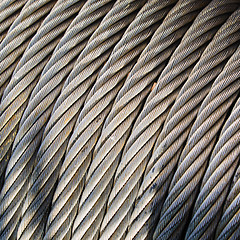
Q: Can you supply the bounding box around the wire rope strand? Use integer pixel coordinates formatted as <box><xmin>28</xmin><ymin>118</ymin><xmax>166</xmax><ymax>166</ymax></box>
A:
<box><xmin>0</xmin><ymin>0</ymin><xmax>58</xmax><ymax>100</ymax></box>
<box><xmin>124</xmin><ymin>1</ymin><xmax>240</xmax><ymax>239</ymax></box>
<box><xmin>56</xmin><ymin>1</ymin><xmax>179</xmax><ymax>239</ymax></box>
<box><xmin>17</xmin><ymin>1</ymin><xmax>146</xmax><ymax>239</ymax></box>
<box><xmin>185</xmin><ymin>54</ymin><xmax>240</xmax><ymax>240</ymax></box>
<box><xmin>0</xmin><ymin>0</ymin><xmax>58</xmax><ymax>189</ymax></box>
<box><xmin>98</xmin><ymin>0</ymin><xmax>212</xmax><ymax>239</ymax></box>
<box><xmin>154</xmin><ymin>32</ymin><xmax>240</xmax><ymax>240</ymax></box>
<box><xmin>0</xmin><ymin>0</ymin><xmax>112</xmax><ymax>239</ymax></box>
<box><xmin>0</xmin><ymin>0</ymin><xmax>28</xmax><ymax>45</ymax></box>
<box><xmin>214</xmin><ymin>106</ymin><xmax>240</xmax><ymax>239</ymax></box>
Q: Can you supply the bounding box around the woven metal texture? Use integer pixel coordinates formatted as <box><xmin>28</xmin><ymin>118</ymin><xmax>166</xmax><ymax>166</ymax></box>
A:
<box><xmin>0</xmin><ymin>0</ymin><xmax>240</xmax><ymax>240</ymax></box>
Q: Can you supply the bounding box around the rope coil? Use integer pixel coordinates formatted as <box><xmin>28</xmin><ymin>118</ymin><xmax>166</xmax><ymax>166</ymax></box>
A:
<box><xmin>0</xmin><ymin>0</ymin><xmax>240</xmax><ymax>239</ymax></box>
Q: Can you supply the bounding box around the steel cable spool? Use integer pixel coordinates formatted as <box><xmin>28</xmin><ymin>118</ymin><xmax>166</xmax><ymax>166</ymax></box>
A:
<box><xmin>185</xmin><ymin>48</ymin><xmax>240</xmax><ymax>240</ymax></box>
<box><xmin>215</xmin><ymin>103</ymin><xmax>240</xmax><ymax>239</ymax></box>
<box><xmin>16</xmin><ymin>1</ymin><xmax>147</xmax><ymax>239</ymax></box>
<box><xmin>45</xmin><ymin>0</ymin><xmax>175</xmax><ymax>239</ymax></box>
<box><xmin>119</xmin><ymin>0</ymin><xmax>240</xmax><ymax>239</ymax></box>
<box><xmin>0</xmin><ymin>0</ymin><xmax>28</xmax><ymax>44</ymax></box>
<box><xmin>0</xmin><ymin>0</ymin><xmax>57</xmax><ymax>190</ymax></box>
<box><xmin>99</xmin><ymin>0</ymin><xmax>212</xmax><ymax>239</ymax></box>
<box><xmin>153</xmin><ymin>33</ymin><xmax>240</xmax><ymax>240</ymax></box>
<box><xmin>0</xmin><ymin>0</ymin><xmax>57</xmax><ymax>100</ymax></box>
<box><xmin>0</xmin><ymin>0</ymin><xmax>116</xmax><ymax>240</ymax></box>
<box><xmin>0</xmin><ymin>0</ymin><xmax>109</xmax><ymax>238</ymax></box>
<box><xmin>124</xmin><ymin>6</ymin><xmax>240</xmax><ymax>240</ymax></box>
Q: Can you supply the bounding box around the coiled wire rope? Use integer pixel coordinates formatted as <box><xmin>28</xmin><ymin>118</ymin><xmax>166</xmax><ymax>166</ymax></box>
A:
<box><xmin>16</xmin><ymin>1</ymin><xmax>147</xmax><ymax>239</ymax></box>
<box><xmin>154</xmin><ymin>23</ymin><xmax>240</xmax><ymax>240</ymax></box>
<box><xmin>125</xmin><ymin>5</ymin><xmax>240</xmax><ymax>240</ymax></box>
<box><xmin>0</xmin><ymin>0</ymin><xmax>240</xmax><ymax>240</ymax></box>
<box><xmin>0</xmin><ymin>0</ymin><xmax>57</xmax><ymax>189</ymax></box>
<box><xmin>99</xmin><ymin>0</ymin><xmax>212</xmax><ymax>239</ymax></box>
<box><xmin>0</xmin><ymin>0</ymin><xmax>57</xmax><ymax>100</ymax></box>
<box><xmin>43</xmin><ymin>0</ymin><xmax>176</xmax><ymax>239</ymax></box>
<box><xmin>0</xmin><ymin>0</ymin><xmax>28</xmax><ymax>44</ymax></box>
<box><xmin>185</xmin><ymin>45</ymin><xmax>240</xmax><ymax>240</ymax></box>
<box><xmin>0</xmin><ymin>0</ymin><xmax>112</xmax><ymax>239</ymax></box>
<box><xmin>215</xmin><ymin>103</ymin><xmax>240</xmax><ymax>239</ymax></box>
<box><xmin>91</xmin><ymin>0</ymin><xmax>238</xmax><ymax>239</ymax></box>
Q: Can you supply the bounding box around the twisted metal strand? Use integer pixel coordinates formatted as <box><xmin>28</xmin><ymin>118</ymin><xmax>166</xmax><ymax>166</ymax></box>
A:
<box><xmin>51</xmin><ymin>0</ymin><xmax>175</xmax><ymax>239</ymax></box>
<box><xmin>214</xmin><ymin>102</ymin><xmax>240</xmax><ymax>239</ymax></box>
<box><xmin>0</xmin><ymin>0</ymin><xmax>57</xmax><ymax>100</ymax></box>
<box><xmin>0</xmin><ymin>0</ymin><xmax>57</xmax><ymax>187</ymax></box>
<box><xmin>185</xmin><ymin>52</ymin><xmax>240</xmax><ymax>240</ymax></box>
<box><xmin>154</xmin><ymin>36</ymin><xmax>240</xmax><ymax>240</ymax></box>
<box><xmin>17</xmin><ymin>1</ymin><xmax>146</xmax><ymax>239</ymax></box>
<box><xmin>123</xmin><ymin>1</ymin><xmax>239</xmax><ymax>239</ymax></box>
<box><xmin>99</xmin><ymin>0</ymin><xmax>213</xmax><ymax>239</ymax></box>
<box><xmin>0</xmin><ymin>0</ymin><xmax>110</xmax><ymax>239</ymax></box>
<box><xmin>0</xmin><ymin>0</ymin><xmax>28</xmax><ymax>44</ymax></box>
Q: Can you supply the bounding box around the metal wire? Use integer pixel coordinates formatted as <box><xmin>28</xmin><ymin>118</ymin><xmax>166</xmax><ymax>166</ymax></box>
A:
<box><xmin>16</xmin><ymin>1</ymin><xmax>147</xmax><ymax>239</ymax></box>
<box><xmin>215</xmin><ymin>101</ymin><xmax>240</xmax><ymax>239</ymax></box>
<box><xmin>0</xmin><ymin>0</ymin><xmax>57</xmax><ymax>100</ymax></box>
<box><xmin>122</xmin><ymin>1</ymin><xmax>240</xmax><ymax>239</ymax></box>
<box><xmin>0</xmin><ymin>0</ymin><xmax>87</xmax><ymax>239</ymax></box>
<box><xmin>0</xmin><ymin>0</ymin><xmax>57</xmax><ymax>191</ymax></box>
<box><xmin>154</xmin><ymin>25</ymin><xmax>240</xmax><ymax>240</ymax></box>
<box><xmin>98</xmin><ymin>0</ymin><xmax>212</xmax><ymax>239</ymax></box>
<box><xmin>0</xmin><ymin>0</ymin><xmax>28</xmax><ymax>44</ymax></box>
<box><xmin>185</xmin><ymin>48</ymin><xmax>240</xmax><ymax>240</ymax></box>
<box><xmin>67</xmin><ymin>1</ymin><xmax>180</xmax><ymax>239</ymax></box>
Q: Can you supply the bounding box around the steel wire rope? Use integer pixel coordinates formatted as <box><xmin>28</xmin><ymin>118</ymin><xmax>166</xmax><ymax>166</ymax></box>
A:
<box><xmin>17</xmin><ymin>1</ymin><xmax>147</xmax><ymax>239</ymax></box>
<box><xmin>49</xmin><ymin>1</ymin><xmax>179</xmax><ymax>239</ymax></box>
<box><xmin>0</xmin><ymin>0</ymin><xmax>28</xmax><ymax>44</ymax></box>
<box><xmin>116</xmin><ymin>0</ymin><xmax>240</xmax><ymax>239</ymax></box>
<box><xmin>214</xmin><ymin>106</ymin><xmax>240</xmax><ymax>239</ymax></box>
<box><xmin>0</xmin><ymin>0</ymin><xmax>58</xmax><ymax>187</ymax></box>
<box><xmin>0</xmin><ymin>0</ymin><xmax>115</xmax><ymax>240</ymax></box>
<box><xmin>98</xmin><ymin>0</ymin><xmax>213</xmax><ymax>239</ymax></box>
<box><xmin>0</xmin><ymin>0</ymin><xmax>113</xmax><ymax>238</ymax></box>
<box><xmin>153</xmin><ymin>33</ymin><xmax>240</xmax><ymax>240</ymax></box>
<box><xmin>121</xmin><ymin>6</ymin><xmax>240</xmax><ymax>240</ymax></box>
<box><xmin>0</xmin><ymin>0</ymin><xmax>57</xmax><ymax>100</ymax></box>
<box><xmin>72</xmin><ymin>0</ymin><xmax>230</xmax><ymax>238</ymax></box>
<box><xmin>185</xmin><ymin>48</ymin><xmax>240</xmax><ymax>240</ymax></box>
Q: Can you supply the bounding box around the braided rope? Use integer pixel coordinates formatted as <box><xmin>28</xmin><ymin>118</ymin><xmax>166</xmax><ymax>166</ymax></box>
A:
<box><xmin>0</xmin><ymin>0</ymin><xmax>57</xmax><ymax>99</ymax></box>
<box><xmin>122</xmin><ymin>1</ymin><xmax>240</xmax><ymax>239</ymax></box>
<box><xmin>17</xmin><ymin>1</ymin><xmax>146</xmax><ymax>239</ymax></box>
<box><xmin>154</xmin><ymin>28</ymin><xmax>240</xmax><ymax>240</ymax></box>
<box><xmin>0</xmin><ymin>0</ymin><xmax>28</xmax><ymax>44</ymax></box>
<box><xmin>215</xmin><ymin>103</ymin><xmax>240</xmax><ymax>239</ymax></box>
<box><xmin>185</xmin><ymin>49</ymin><xmax>240</xmax><ymax>240</ymax></box>
<box><xmin>0</xmin><ymin>0</ymin><xmax>57</xmax><ymax>188</ymax></box>
<box><xmin>61</xmin><ymin>1</ymin><xmax>179</xmax><ymax>239</ymax></box>
<box><xmin>99</xmin><ymin>1</ymin><xmax>212</xmax><ymax>239</ymax></box>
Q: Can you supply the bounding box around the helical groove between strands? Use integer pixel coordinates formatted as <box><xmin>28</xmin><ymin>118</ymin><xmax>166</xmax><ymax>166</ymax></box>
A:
<box><xmin>63</xmin><ymin>1</ymin><xmax>179</xmax><ymax>239</ymax></box>
<box><xmin>17</xmin><ymin>1</ymin><xmax>147</xmax><ymax>239</ymax></box>
<box><xmin>0</xmin><ymin>0</ymin><xmax>57</xmax><ymax>100</ymax></box>
<box><xmin>154</xmin><ymin>26</ymin><xmax>240</xmax><ymax>240</ymax></box>
<box><xmin>0</xmin><ymin>0</ymin><xmax>105</xmax><ymax>239</ymax></box>
<box><xmin>185</xmin><ymin>47</ymin><xmax>240</xmax><ymax>240</ymax></box>
<box><xmin>99</xmin><ymin>0</ymin><xmax>212</xmax><ymax>239</ymax></box>
<box><xmin>124</xmin><ymin>1</ymin><xmax>240</xmax><ymax>239</ymax></box>
<box><xmin>0</xmin><ymin>0</ymin><xmax>28</xmax><ymax>45</ymax></box>
<box><xmin>0</xmin><ymin>0</ymin><xmax>58</xmax><ymax>189</ymax></box>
